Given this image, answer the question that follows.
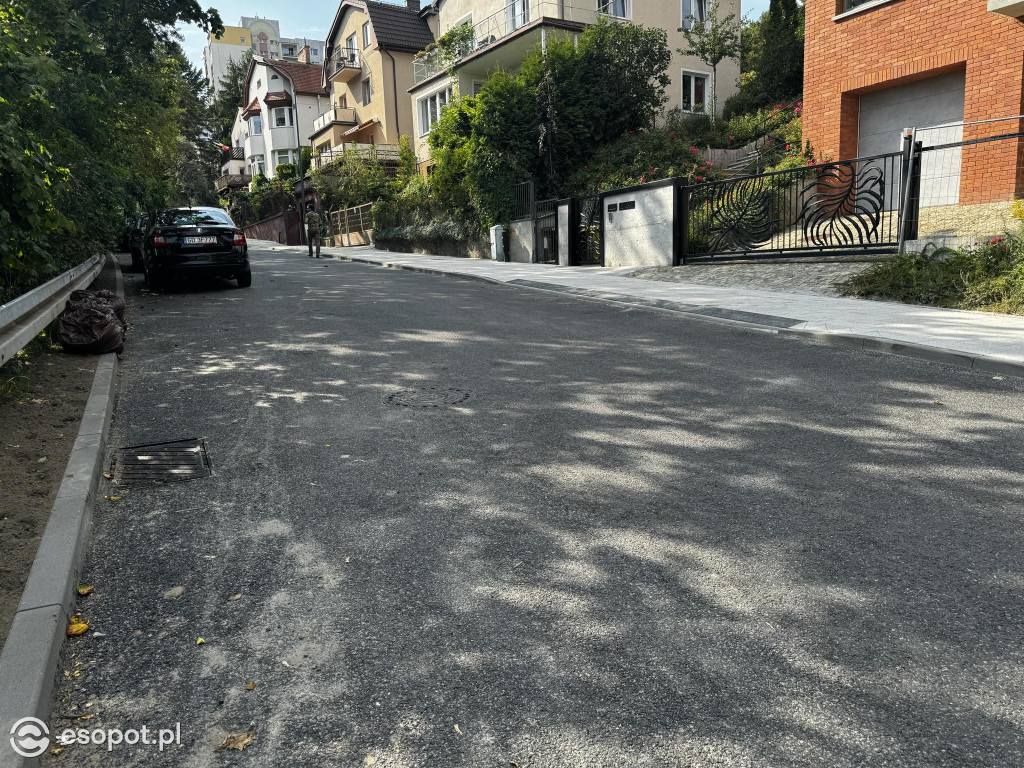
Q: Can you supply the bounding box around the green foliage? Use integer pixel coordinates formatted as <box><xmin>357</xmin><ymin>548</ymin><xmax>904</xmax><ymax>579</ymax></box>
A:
<box><xmin>299</xmin><ymin>146</ymin><xmax>312</xmax><ymax>177</ymax></box>
<box><xmin>248</xmin><ymin>173</ymin><xmax>296</xmax><ymax>223</ymax></box>
<box><xmin>0</xmin><ymin>0</ymin><xmax>223</xmax><ymax>302</ymax></box>
<box><xmin>570</xmin><ymin>131</ymin><xmax>721</xmax><ymax>193</ymax></box>
<box><xmin>311</xmin><ymin>151</ymin><xmax>394</xmax><ymax>212</ymax></box>
<box><xmin>425</xmin><ymin>19</ymin><xmax>673</xmax><ymax>226</ymax></box>
<box><xmin>841</xmin><ymin>233</ymin><xmax>1024</xmax><ymax>314</ymax></box>
<box><xmin>678</xmin><ymin>0</ymin><xmax>741</xmax><ymax>122</ymax></box>
<box><xmin>725</xmin><ymin>0</ymin><xmax>803</xmax><ymax>117</ymax></box>
<box><xmin>275</xmin><ymin>163</ymin><xmax>299</xmax><ymax>183</ymax></box>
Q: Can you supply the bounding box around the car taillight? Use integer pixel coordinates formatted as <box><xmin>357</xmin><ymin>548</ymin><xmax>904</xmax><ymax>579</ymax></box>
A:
<box><xmin>233</xmin><ymin>230</ymin><xmax>246</xmax><ymax>246</ymax></box>
<box><xmin>152</xmin><ymin>232</ymin><xmax>167</xmax><ymax>247</ymax></box>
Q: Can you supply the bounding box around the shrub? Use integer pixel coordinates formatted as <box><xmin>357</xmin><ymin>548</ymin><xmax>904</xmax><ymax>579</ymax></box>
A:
<box><xmin>569</xmin><ymin>130</ymin><xmax>722</xmax><ymax>194</ymax></box>
<box><xmin>840</xmin><ymin>233</ymin><xmax>1024</xmax><ymax>314</ymax></box>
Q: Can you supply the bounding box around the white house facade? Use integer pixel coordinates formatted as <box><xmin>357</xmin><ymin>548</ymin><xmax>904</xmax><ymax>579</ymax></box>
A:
<box><xmin>239</xmin><ymin>53</ymin><xmax>330</xmax><ymax>182</ymax></box>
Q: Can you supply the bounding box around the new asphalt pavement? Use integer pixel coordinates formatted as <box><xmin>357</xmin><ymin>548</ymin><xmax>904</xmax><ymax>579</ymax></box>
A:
<box><xmin>45</xmin><ymin>246</ymin><xmax>1024</xmax><ymax>767</ymax></box>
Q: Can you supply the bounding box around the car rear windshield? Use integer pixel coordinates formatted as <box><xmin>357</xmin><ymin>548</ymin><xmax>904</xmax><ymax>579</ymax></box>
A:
<box><xmin>159</xmin><ymin>209</ymin><xmax>234</xmax><ymax>227</ymax></box>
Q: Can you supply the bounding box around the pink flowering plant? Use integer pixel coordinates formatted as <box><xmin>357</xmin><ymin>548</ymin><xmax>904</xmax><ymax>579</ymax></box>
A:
<box><xmin>570</xmin><ymin>130</ymin><xmax>726</xmax><ymax>194</ymax></box>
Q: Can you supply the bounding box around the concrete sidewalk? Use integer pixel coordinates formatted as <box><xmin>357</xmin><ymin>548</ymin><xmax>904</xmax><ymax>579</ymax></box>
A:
<box><xmin>256</xmin><ymin>241</ymin><xmax>1024</xmax><ymax>374</ymax></box>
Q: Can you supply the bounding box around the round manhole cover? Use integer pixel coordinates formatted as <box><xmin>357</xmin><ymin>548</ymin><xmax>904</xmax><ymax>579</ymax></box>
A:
<box><xmin>383</xmin><ymin>387</ymin><xmax>472</xmax><ymax>408</ymax></box>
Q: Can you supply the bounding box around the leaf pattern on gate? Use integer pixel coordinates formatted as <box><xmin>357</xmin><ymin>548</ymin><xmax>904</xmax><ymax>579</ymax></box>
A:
<box><xmin>798</xmin><ymin>160</ymin><xmax>885</xmax><ymax>247</ymax></box>
<box><xmin>707</xmin><ymin>176</ymin><xmax>777</xmax><ymax>253</ymax></box>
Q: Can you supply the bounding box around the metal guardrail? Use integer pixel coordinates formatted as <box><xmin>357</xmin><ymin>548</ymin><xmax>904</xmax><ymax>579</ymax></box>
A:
<box><xmin>0</xmin><ymin>254</ymin><xmax>104</xmax><ymax>366</ymax></box>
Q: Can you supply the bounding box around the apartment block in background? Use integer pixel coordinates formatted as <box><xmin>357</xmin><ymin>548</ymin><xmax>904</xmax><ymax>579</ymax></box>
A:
<box><xmin>204</xmin><ymin>16</ymin><xmax>326</xmax><ymax>96</ymax></box>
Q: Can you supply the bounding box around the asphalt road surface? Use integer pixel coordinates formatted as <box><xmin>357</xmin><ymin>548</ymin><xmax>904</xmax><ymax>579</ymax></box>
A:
<box><xmin>46</xmin><ymin>247</ymin><xmax>1024</xmax><ymax>768</ymax></box>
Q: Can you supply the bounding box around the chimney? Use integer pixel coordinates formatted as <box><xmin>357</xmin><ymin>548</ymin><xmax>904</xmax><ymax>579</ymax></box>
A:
<box><xmin>406</xmin><ymin>0</ymin><xmax>420</xmax><ymax>11</ymax></box>
<box><xmin>298</xmin><ymin>44</ymin><xmax>311</xmax><ymax>63</ymax></box>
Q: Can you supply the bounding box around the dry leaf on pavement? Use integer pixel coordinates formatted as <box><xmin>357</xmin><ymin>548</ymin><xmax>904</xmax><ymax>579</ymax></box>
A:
<box><xmin>217</xmin><ymin>732</ymin><xmax>254</xmax><ymax>751</ymax></box>
<box><xmin>77</xmin><ymin>584</ymin><xmax>94</xmax><ymax>596</ymax></box>
<box><xmin>67</xmin><ymin>617</ymin><xmax>90</xmax><ymax>636</ymax></box>
<box><xmin>196</xmin><ymin>637</ymin><xmax>205</xmax><ymax>645</ymax></box>
<box><xmin>105</xmin><ymin>495</ymin><xmax>122</xmax><ymax>502</ymax></box>
<box><xmin>245</xmin><ymin>682</ymin><xmax>256</xmax><ymax>691</ymax></box>
<box><xmin>227</xmin><ymin>593</ymin><xmax>242</xmax><ymax>601</ymax></box>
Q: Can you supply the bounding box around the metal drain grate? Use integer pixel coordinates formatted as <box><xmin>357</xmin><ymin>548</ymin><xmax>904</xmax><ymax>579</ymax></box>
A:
<box><xmin>113</xmin><ymin>438</ymin><xmax>212</xmax><ymax>486</ymax></box>
<box><xmin>383</xmin><ymin>387</ymin><xmax>472</xmax><ymax>408</ymax></box>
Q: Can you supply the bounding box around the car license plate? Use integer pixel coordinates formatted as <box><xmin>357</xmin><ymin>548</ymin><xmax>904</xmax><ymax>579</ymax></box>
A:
<box><xmin>184</xmin><ymin>236</ymin><xmax>217</xmax><ymax>245</ymax></box>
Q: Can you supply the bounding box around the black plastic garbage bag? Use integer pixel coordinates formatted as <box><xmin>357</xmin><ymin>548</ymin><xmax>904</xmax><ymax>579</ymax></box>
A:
<box><xmin>57</xmin><ymin>289</ymin><xmax>125</xmax><ymax>354</ymax></box>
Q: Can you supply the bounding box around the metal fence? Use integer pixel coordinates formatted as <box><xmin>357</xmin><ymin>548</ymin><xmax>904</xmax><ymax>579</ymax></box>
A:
<box><xmin>513</xmin><ymin>180</ymin><xmax>535</xmax><ymax>221</ymax></box>
<box><xmin>684</xmin><ymin>151</ymin><xmax>907</xmax><ymax>260</ymax></box>
<box><xmin>327</xmin><ymin>203</ymin><xmax>374</xmax><ymax>247</ymax></box>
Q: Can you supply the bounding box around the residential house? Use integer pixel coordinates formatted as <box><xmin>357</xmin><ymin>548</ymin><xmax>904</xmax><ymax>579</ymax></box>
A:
<box><xmin>409</xmin><ymin>0</ymin><xmax>741</xmax><ymax>167</ymax></box>
<box><xmin>203</xmin><ymin>16</ymin><xmax>325</xmax><ymax>96</ymax></box>
<box><xmin>311</xmin><ymin>0</ymin><xmax>434</xmax><ymax>167</ymax></box>
<box><xmin>803</xmin><ymin>0</ymin><xmax>1024</xmax><ymax>207</ymax></box>
<box><xmin>239</xmin><ymin>50</ymin><xmax>330</xmax><ymax>181</ymax></box>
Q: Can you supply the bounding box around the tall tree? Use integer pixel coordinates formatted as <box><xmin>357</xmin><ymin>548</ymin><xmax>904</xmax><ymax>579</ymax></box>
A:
<box><xmin>679</xmin><ymin>0</ymin><xmax>741</xmax><ymax>124</ymax></box>
<box><xmin>757</xmin><ymin>0</ymin><xmax>803</xmax><ymax>101</ymax></box>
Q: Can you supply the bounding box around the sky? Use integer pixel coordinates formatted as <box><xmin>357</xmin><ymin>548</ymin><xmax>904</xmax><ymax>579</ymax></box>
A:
<box><xmin>178</xmin><ymin>0</ymin><xmax>774</xmax><ymax>71</ymax></box>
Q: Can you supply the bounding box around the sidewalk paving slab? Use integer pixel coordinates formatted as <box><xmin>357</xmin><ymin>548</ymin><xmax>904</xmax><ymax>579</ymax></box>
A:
<box><xmin>252</xmin><ymin>241</ymin><xmax>1024</xmax><ymax>374</ymax></box>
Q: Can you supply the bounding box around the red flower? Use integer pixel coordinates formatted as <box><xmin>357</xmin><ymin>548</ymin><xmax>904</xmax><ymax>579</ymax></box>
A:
<box><xmin>670</xmin><ymin>132</ymin><xmax>675</xmax><ymax>136</ymax></box>
<box><xmin>786</xmin><ymin>145</ymin><xmax>791</xmax><ymax>151</ymax></box>
<box><xmin>696</xmin><ymin>175</ymin><xmax>703</xmax><ymax>181</ymax></box>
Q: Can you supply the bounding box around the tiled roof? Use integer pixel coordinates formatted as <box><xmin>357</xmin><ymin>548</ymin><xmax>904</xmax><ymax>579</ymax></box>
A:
<box><xmin>266</xmin><ymin>60</ymin><xmax>329</xmax><ymax>96</ymax></box>
<box><xmin>241</xmin><ymin>97</ymin><xmax>261</xmax><ymax>118</ymax></box>
<box><xmin>263</xmin><ymin>91</ymin><xmax>293</xmax><ymax>106</ymax></box>
<box><xmin>364</xmin><ymin>0</ymin><xmax>434</xmax><ymax>53</ymax></box>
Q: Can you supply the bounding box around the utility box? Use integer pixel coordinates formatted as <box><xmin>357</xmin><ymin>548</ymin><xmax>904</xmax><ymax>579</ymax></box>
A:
<box><xmin>490</xmin><ymin>225</ymin><xmax>506</xmax><ymax>262</ymax></box>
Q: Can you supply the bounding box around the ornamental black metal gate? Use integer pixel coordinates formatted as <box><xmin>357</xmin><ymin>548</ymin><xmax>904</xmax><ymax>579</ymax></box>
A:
<box><xmin>569</xmin><ymin>194</ymin><xmax>603</xmax><ymax>266</ymax></box>
<box><xmin>534</xmin><ymin>198</ymin><xmax>558</xmax><ymax>264</ymax></box>
<box><xmin>680</xmin><ymin>148</ymin><xmax>912</xmax><ymax>262</ymax></box>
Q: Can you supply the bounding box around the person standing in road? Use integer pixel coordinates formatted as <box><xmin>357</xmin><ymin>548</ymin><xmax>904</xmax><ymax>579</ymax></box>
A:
<box><xmin>305</xmin><ymin>203</ymin><xmax>324</xmax><ymax>258</ymax></box>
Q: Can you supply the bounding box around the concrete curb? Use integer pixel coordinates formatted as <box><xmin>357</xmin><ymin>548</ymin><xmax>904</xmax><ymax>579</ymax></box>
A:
<box><xmin>0</xmin><ymin>255</ymin><xmax>123</xmax><ymax>768</ymax></box>
<box><xmin>329</xmin><ymin>251</ymin><xmax>1024</xmax><ymax>379</ymax></box>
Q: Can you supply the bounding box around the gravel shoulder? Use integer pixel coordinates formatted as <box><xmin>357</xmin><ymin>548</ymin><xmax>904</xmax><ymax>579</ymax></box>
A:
<box><xmin>628</xmin><ymin>260</ymin><xmax>875</xmax><ymax>297</ymax></box>
<box><xmin>0</xmin><ymin>258</ymin><xmax>118</xmax><ymax>649</ymax></box>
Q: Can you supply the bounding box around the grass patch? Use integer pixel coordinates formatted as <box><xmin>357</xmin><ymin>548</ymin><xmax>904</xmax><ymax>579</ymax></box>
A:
<box><xmin>839</xmin><ymin>233</ymin><xmax>1024</xmax><ymax>315</ymax></box>
<box><xmin>0</xmin><ymin>329</ymin><xmax>60</xmax><ymax>404</ymax></box>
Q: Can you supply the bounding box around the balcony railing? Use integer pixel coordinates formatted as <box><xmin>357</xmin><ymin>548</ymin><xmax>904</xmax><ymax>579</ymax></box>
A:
<box><xmin>312</xmin><ymin>106</ymin><xmax>359</xmax><ymax>135</ymax></box>
<box><xmin>312</xmin><ymin>143</ymin><xmax>400</xmax><ymax>170</ymax></box>
<box><xmin>327</xmin><ymin>47</ymin><xmax>361</xmax><ymax>82</ymax></box>
<box><xmin>412</xmin><ymin>1</ymin><xmax>608</xmax><ymax>84</ymax></box>
<box><xmin>215</xmin><ymin>173</ymin><xmax>252</xmax><ymax>192</ymax></box>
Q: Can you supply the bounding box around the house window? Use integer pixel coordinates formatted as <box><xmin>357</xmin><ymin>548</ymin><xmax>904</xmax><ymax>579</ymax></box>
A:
<box><xmin>256</xmin><ymin>78</ymin><xmax>261</xmax><ymax>89</ymax></box>
<box><xmin>599</xmin><ymin>0</ymin><xmax>631</xmax><ymax>19</ymax></box>
<box><xmin>249</xmin><ymin>115</ymin><xmax>262</xmax><ymax>135</ymax></box>
<box><xmin>274</xmin><ymin>149</ymin><xmax>294</xmax><ymax>167</ymax></box>
<box><xmin>362</xmin><ymin>21</ymin><xmax>371</xmax><ymax>48</ymax></box>
<box><xmin>240</xmin><ymin>36</ymin><xmax>246</xmax><ymax>43</ymax></box>
<box><xmin>681</xmin><ymin>71</ymin><xmax>709</xmax><ymax>113</ymax></box>
<box><xmin>312</xmin><ymin>48</ymin><xmax>319</xmax><ymax>56</ymax></box>
<box><xmin>272</xmin><ymin>107</ymin><xmax>293</xmax><ymax>127</ymax></box>
<box><xmin>283</xmin><ymin>44</ymin><xmax>296</xmax><ymax>56</ymax></box>
<box><xmin>472</xmin><ymin>81</ymin><xmax>483</xmax><ymax>97</ymax></box>
<box><xmin>682</xmin><ymin>0</ymin><xmax>707</xmax><ymax>30</ymax></box>
<box><xmin>505</xmin><ymin>0</ymin><xmax>529</xmax><ymax>31</ymax></box>
<box><xmin>271</xmin><ymin>74</ymin><xmax>279</xmax><ymax>81</ymax></box>
<box><xmin>361</xmin><ymin>78</ymin><xmax>372</xmax><ymax>106</ymax></box>
<box><xmin>345</xmin><ymin>33</ymin><xmax>357</xmax><ymax>57</ymax></box>
<box><xmin>418</xmin><ymin>85</ymin><xmax>454</xmax><ymax>136</ymax></box>
<box><xmin>250</xmin><ymin>154</ymin><xmax>266</xmax><ymax>176</ymax></box>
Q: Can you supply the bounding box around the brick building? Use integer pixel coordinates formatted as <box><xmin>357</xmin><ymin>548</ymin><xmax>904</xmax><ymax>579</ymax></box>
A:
<box><xmin>803</xmin><ymin>0</ymin><xmax>1024</xmax><ymax>206</ymax></box>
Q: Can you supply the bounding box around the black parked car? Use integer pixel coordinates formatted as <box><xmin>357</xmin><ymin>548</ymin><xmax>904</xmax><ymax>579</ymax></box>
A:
<box><xmin>142</xmin><ymin>207</ymin><xmax>250</xmax><ymax>290</ymax></box>
<box><xmin>127</xmin><ymin>213</ymin><xmax>150</xmax><ymax>272</ymax></box>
